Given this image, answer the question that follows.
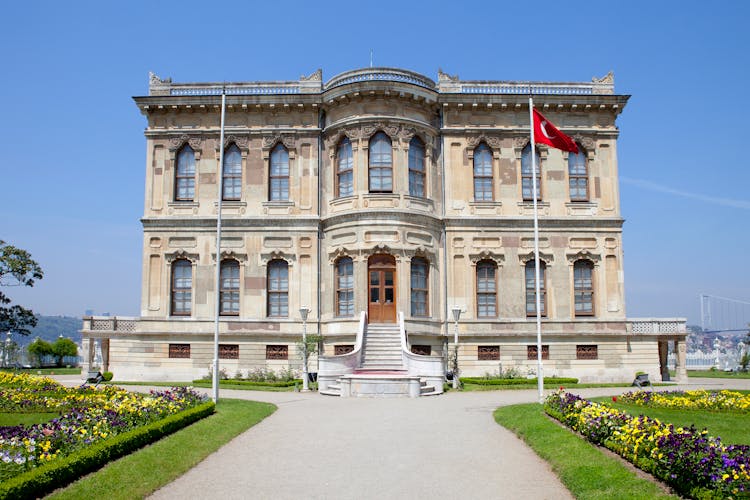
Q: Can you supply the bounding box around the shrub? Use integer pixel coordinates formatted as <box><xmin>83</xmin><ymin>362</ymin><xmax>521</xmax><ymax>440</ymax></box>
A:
<box><xmin>101</xmin><ymin>371</ymin><xmax>113</xmax><ymax>381</ymax></box>
<box><xmin>461</xmin><ymin>377</ymin><xmax>578</xmax><ymax>386</ymax></box>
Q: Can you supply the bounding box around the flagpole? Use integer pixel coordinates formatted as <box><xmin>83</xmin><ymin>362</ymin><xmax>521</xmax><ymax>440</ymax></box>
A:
<box><xmin>212</xmin><ymin>88</ymin><xmax>227</xmax><ymax>403</ymax></box>
<box><xmin>528</xmin><ymin>92</ymin><xmax>545</xmax><ymax>404</ymax></box>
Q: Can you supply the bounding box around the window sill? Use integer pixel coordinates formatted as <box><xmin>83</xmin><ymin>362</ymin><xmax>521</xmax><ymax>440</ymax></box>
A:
<box><xmin>262</xmin><ymin>201</ymin><xmax>295</xmax><ymax>207</ymax></box>
<box><xmin>168</xmin><ymin>202</ymin><xmax>199</xmax><ymax>208</ymax></box>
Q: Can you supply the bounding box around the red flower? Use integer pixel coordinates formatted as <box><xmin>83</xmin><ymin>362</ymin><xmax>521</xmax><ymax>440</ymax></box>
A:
<box><xmin>559</xmin><ymin>386</ymin><xmax>564</xmax><ymax>391</ymax></box>
<box><xmin>612</xmin><ymin>396</ymin><xmax>618</xmax><ymax>402</ymax></box>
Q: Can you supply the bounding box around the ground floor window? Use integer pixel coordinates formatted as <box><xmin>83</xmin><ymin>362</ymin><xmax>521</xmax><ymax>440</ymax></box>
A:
<box><xmin>478</xmin><ymin>345</ymin><xmax>500</xmax><ymax>360</ymax></box>
<box><xmin>576</xmin><ymin>345</ymin><xmax>598</xmax><ymax>360</ymax></box>
<box><xmin>266</xmin><ymin>344</ymin><xmax>288</xmax><ymax>360</ymax></box>
<box><xmin>334</xmin><ymin>345</ymin><xmax>354</xmax><ymax>355</ymax></box>
<box><xmin>168</xmin><ymin>343</ymin><xmax>190</xmax><ymax>359</ymax></box>
<box><xmin>219</xmin><ymin>344</ymin><xmax>239</xmax><ymax>359</ymax></box>
<box><xmin>527</xmin><ymin>345</ymin><xmax>549</xmax><ymax>360</ymax></box>
<box><xmin>411</xmin><ymin>345</ymin><xmax>431</xmax><ymax>356</ymax></box>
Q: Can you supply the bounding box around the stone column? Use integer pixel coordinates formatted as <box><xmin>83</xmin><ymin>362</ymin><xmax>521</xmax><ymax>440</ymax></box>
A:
<box><xmin>675</xmin><ymin>338</ymin><xmax>688</xmax><ymax>383</ymax></box>
<box><xmin>658</xmin><ymin>340</ymin><xmax>669</xmax><ymax>382</ymax></box>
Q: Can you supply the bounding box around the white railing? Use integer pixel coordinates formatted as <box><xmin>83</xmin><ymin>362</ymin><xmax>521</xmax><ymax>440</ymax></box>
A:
<box><xmin>83</xmin><ymin>316</ymin><xmax>138</xmax><ymax>333</ymax></box>
<box><xmin>318</xmin><ymin>311</ymin><xmax>365</xmax><ymax>376</ymax></box>
<box><xmin>627</xmin><ymin>318</ymin><xmax>687</xmax><ymax>335</ymax></box>
<box><xmin>325</xmin><ymin>68</ymin><xmax>436</xmax><ymax>91</ymax></box>
<box><xmin>399</xmin><ymin>312</ymin><xmax>445</xmax><ymax>377</ymax></box>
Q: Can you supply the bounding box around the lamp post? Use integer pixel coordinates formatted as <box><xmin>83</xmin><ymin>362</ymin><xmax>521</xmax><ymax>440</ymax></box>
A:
<box><xmin>451</xmin><ymin>306</ymin><xmax>462</xmax><ymax>389</ymax></box>
<box><xmin>299</xmin><ymin>307</ymin><xmax>311</xmax><ymax>392</ymax></box>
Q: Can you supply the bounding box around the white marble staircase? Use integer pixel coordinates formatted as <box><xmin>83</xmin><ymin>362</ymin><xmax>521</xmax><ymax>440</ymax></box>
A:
<box><xmin>319</xmin><ymin>321</ymin><xmax>441</xmax><ymax>397</ymax></box>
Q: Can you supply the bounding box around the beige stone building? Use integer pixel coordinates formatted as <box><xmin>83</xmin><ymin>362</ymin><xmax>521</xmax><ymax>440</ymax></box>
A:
<box><xmin>81</xmin><ymin>68</ymin><xmax>687</xmax><ymax>394</ymax></box>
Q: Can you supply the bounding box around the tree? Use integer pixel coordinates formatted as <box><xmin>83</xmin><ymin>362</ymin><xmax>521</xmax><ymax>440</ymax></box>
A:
<box><xmin>0</xmin><ymin>240</ymin><xmax>44</xmax><ymax>336</ymax></box>
<box><xmin>51</xmin><ymin>337</ymin><xmax>78</xmax><ymax>367</ymax></box>
<box><xmin>27</xmin><ymin>338</ymin><xmax>52</xmax><ymax>367</ymax></box>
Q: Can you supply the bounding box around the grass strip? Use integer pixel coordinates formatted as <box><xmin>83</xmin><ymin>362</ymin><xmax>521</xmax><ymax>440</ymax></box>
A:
<box><xmin>463</xmin><ymin>382</ymin><xmax>669</xmax><ymax>392</ymax></box>
<box><xmin>109</xmin><ymin>380</ymin><xmax>299</xmax><ymax>392</ymax></box>
<box><xmin>47</xmin><ymin>399</ymin><xmax>276</xmax><ymax>500</ymax></box>
<box><xmin>0</xmin><ymin>368</ymin><xmax>81</xmax><ymax>375</ymax></box>
<box><xmin>686</xmin><ymin>370</ymin><xmax>750</xmax><ymax>379</ymax></box>
<box><xmin>494</xmin><ymin>403</ymin><xmax>677</xmax><ymax>499</ymax></box>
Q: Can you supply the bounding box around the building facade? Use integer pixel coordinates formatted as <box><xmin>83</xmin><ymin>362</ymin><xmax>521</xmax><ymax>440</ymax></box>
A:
<box><xmin>81</xmin><ymin>68</ymin><xmax>687</xmax><ymax>387</ymax></box>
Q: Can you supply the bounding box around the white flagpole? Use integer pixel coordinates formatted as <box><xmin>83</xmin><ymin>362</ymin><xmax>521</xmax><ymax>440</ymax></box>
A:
<box><xmin>528</xmin><ymin>92</ymin><xmax>545</xmax><ymax>404</ymax></box>
<box><xmin>212</xmin><ymin>88</ymin><xmax>227</xmax><ymax>403</ymax></box>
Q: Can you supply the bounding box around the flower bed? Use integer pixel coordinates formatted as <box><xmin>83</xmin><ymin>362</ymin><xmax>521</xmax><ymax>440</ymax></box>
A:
<box><xmin>545</xmin><ymin>390</ymin><xmax>750</xmax><ymax>499</ymax></box>
<box><xmin>0</xmin><ymin>372</ymin><xmax>209</xmax><ymax>482</ymax></box>
<box><xmin>618</xmin><ymin>389</ymin><xmax>750</xmax><ymax>412</ymax></box>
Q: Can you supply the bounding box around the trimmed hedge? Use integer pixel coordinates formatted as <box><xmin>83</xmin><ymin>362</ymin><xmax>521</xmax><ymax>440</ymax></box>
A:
<box><xmin>193</xmin><ymin>379</ymin><xmax>299</xmax><ymax>388</ymax></box>
<box><xmin>461</xmin><ymin>377</ymin><xmax>579</xmax><ymax>386</ymax></box>
<box><xmin>0</xmin><ymin>401</ymin><xmax>215</xmax><ymax>499</ymax></box>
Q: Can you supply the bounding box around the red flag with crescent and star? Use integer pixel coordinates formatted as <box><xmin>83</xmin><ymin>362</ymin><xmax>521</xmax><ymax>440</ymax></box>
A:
<box><xmin>533</xmin><ymin>109</ymin><xmax>579</xmax><ymax>153</ymax></box>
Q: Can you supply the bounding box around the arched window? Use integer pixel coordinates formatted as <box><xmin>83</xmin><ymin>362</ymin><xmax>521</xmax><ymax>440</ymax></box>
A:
<box><xmin>408</xmin><ymin>137</ymin><xmax>426</xmax><ymax>197</ymax></box>
<box><xmin>473</xmin><ymin>143</ymin><xmax>493</xmax><ymax>201</ymax></box>
<box><xmin>175</xmin><ymin>145</ymin><xmax>196</xmax><ymax>201</ymax></box>
<box><xmin>267</xmin><ymin>260</ymin><xmax>289</xmax><ymax>317</ymax></box>
<box><xmin>476</xmin><ymin>260</ymin><xmax>497</xmax><ymax>318</ymax></box>
<box><xmin>568</xmin><ymin>146</ymin><xmax>588</xmax><ymax>201</ymax></box>
<box><xmin>410</xmin><ymin>257</ymin><xmax>429</xmax><ymax>317</ymax></box>
<box><xmin>171</xmin><ymin>259</ymin><xmax>192</xmax><ymax>316</ymax></box>
<box><xmin>368</xmin><ymin>132</ymin><xmax>392</xmax><ymax>193</ymax></box>
<box><xmin>220</xmin><ymin>259</ymin><xmax>240</xmax><ymax>316</ymax></box>
<box><xmin>525</xmin><ymin>260</ymin><xmax>547</xmax><ymax>317</ymax></box>
<box><xmin>336</xmin><ymin>138</ymin><xmax>353</xmax><ymax>197</ymax></box>
<box><xmin>335</xmin><ymin>257</ymin><xmax>354</xmax><ymax>317</ymax></box>
<box><xmin>269</xmin><ymin>144</ymin><xmax>289</xmax><ymax>201</ymax></box>
<box><xmin>574</xmin><ymin>260</ymin><xmax>594</xmax><ymax>316</ymax></box>
<box><xmin>521</xmin><ymin>144</ymin><xmax>542</xmax><ymax>201</ymax></box>
<box><xmin>223</xmin><ymin>144</ymin><xmax>242</xmax><ymax>201</ymax></box>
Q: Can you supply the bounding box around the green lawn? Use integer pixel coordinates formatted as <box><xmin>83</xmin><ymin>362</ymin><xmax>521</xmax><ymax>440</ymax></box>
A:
<box><xmin>47</xmin><ymin>399</ymin><xmax>276</xmax><ymax>499</ymax></box>
<box><xmin>592</xmin><ymin>398</ymin><xmax>750</xmax><ymax>445</ymax></box>
<box><xmin>0</xmin><ymin>412</ymin><xmax>58</xmax><ymax>426</ymax></box>
<box><xmin>0</xmin><ymin>367</ymin><xmax>81</xmax><ymax>375</ymax></box>
<box><xmin>494</xmin><ymin>403</ymin><xmax>677</xmax><ymax>499</ymax></box>
<box><xmin>687</xmin><ymin>369</ymin><xmax>750</xmax><ymax>379</ymax></box>
<box><xmin>463</xmin><ymin>382</ymin><xmax>667</xmax><ymax>392</ymax></box>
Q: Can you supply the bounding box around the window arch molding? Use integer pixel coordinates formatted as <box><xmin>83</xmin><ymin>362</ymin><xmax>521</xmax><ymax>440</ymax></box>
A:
<box><xmin>469</xmin><ymin>250</ymin><xmax>505</xmax><ymax>267</ymax></box>
<box><xmin>260</xmin><ymin>250</ymin><xmax>296</xmax><ymax>268</ymax></box>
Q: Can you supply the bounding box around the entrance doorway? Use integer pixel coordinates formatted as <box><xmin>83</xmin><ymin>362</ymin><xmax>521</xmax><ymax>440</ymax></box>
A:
<box><xmin>368</xmin><ymin>254</ymin><xmax>396</xmax><ymax>323</ymax></box>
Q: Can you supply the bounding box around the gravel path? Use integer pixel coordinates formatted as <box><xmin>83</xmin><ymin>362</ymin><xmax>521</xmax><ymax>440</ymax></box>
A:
<box><xmin>51</xmin><ymin>375</ymin><xmax>750</xmax><ymax>500</ymax></box>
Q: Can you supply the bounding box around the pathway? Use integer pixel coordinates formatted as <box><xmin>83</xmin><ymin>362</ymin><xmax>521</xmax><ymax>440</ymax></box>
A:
<box><xmin>51</xmin><ymin>375</ymin><xmax>750</xmax><ymax>499</ymax></box>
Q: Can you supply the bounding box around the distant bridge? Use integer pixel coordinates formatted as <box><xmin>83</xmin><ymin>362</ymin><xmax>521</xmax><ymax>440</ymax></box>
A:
<box><xmin>700</xmin><ymin>294</ymin><xmax>750</xmax><ymax>334</ymax></box>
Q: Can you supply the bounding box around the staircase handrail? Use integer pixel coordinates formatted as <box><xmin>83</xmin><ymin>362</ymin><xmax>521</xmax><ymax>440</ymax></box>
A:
<box><xmin>399</xmin><ymin>312</ymin><xmax>444</xmax><ymax>377</ymax></box>
<box><xmin>318</xmin><ymin>311</ymin><xmax>366</xmax><ymax>376</ymax></box>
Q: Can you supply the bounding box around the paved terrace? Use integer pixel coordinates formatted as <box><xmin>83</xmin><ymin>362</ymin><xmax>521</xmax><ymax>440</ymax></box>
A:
<box><xmin>53</xmin><ymin>376</ymin><xmax>750</xmax><ymax>499</ymax></box>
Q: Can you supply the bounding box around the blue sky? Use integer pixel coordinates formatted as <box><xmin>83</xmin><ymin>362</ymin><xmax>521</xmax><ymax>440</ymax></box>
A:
<box><xmin>1</xmin><ymin>0</ymin><xmax>748</xmax><ymax>327</ymax></box>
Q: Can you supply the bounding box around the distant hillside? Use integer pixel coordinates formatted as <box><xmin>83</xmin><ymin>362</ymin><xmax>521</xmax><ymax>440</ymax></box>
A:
<box><xmin>14</xmin><ymin>316</ymin><xmax>82</xmax><ymax>346</ymax></box>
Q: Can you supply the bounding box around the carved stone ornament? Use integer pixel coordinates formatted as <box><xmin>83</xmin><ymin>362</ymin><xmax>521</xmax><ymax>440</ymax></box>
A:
<box><xmin>437</xmin><ymin>68</ymin><xmax>459</xmax><ymax>83</ymax></box>
<box><xmin>518</xmin><ymin>251</ymin><xmax>554</xmax><ymax>265</ymax></box>
<box><xmin>592</xmin><ymin>71</ymin><xmax>614</xmax><ymax>85</ymax></box>
<box><xmin>165</xmin><ymin>250</ymin><xmax>199</xmax><ymax>263</ymax></box>
<box><xmin>566</xmin><ymin>250</ymin><xmax>601</xmax><ymax>265</ymax></box>
<box><xmin>407</xmin><ymin>246</ymin><xmax>437</xmax><ymax>262</ymax></box>
<box><xmin>361</xmin><ymin>122</ymin><xmax>400</xmax><ymax>140</ymax></box>
<box><xmin>149</xmin><ymin>71</ymin><xmax>172</xmax><ymax>86</ymax></box>
<box><xmin>223</xmin><ymin>135</ymin><xmax>249</xmax><ymax>150</ymax></box>
<box><xmin>469</xmin><ymin>250</ymin><xmax>505</xmax><ymax>266</ymax></box>
<box><xmin>512</xmin><ymin>136</ymin><xmax>530</xmax><ymax>149</ymax></box>
<box><xmin>213</xmin><ymin>250</ymin><xmax>248</xmax><ymax>263</ymax></box>
<box><xmin>328</xmin><ymin>247</ymin><xmax>354</xmax><ymax>263</ymax></box>
<box><xmin>260</xmin><ymin>250</ymin><xmax>295</xmax><ymax>267</ymax></box>
<box><xmin>300</xmin><ymin>69</ymin><xmax>323</xmax><ymax>81</ymax></box>
<box><xmin>571</xmin><ymin>135</ymin><xmax>595</xmax><ymax>152</ymax></box>
<box><xmin>324</xmin><ymin>127</ymin><xmax>360</xmax><ymax>151</ymax></box>
<box><xmin>169</xmin><ymin>134</ymin><xmax>203</xmax><ymax>152</ymax></box>
<box><xmin>467</xmin><ymin>134</ymin><xmax>502</xmax><ymax>150</ymax></box>
<box><xmin>262</xmin><ymin>134</ymin><xmax>296</xmax><ymax>150</ymax></box>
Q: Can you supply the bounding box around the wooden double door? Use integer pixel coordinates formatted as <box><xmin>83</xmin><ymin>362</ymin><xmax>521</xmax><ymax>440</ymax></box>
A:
<box><xmin>368</xmin><ymin>254</ymin><xmax>396</xmax><ymax>323</ymax></box>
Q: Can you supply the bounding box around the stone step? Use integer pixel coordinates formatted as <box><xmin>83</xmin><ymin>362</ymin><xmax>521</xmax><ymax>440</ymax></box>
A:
<box><xmin>320</xmin><ymin>388</ymin><xmax>341</xmax><ymax>396</ymax></box>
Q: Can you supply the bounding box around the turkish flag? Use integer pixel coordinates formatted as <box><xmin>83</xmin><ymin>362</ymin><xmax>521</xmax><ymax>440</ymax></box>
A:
<box><xmin>533</xmin><ymin>109</ymin><xmax>579</xmax><ymax>153</ymax></box>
